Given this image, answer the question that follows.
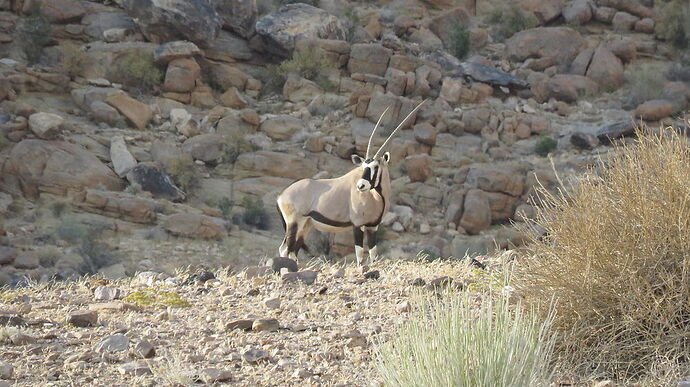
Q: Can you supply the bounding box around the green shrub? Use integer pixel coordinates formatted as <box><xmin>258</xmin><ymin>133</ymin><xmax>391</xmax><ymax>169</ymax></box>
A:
<box><xmin>534</xmin><ymin>135</ymin><xmax>557</xmax><ymax>157</ymax></box>
<box><xmin>623</xmin><ymin>63</ymin><xmax>667</xmax><ymax>108</ymax></box>
<box><xmin>666</xmin><ymin>54</ymin><xmax>690</xmax><ymax>82</ymax></box>
<box><xmin>344</xmin><ymin>7</ymin><xmax>361</xmax><ymax>42</ymax></box>
<box><xmin>60</xmin><ymin>42</ymin><xmax>88</xmax><ymax>79</ymax></box>
<box><xmin>657</xmin><ymin>0</ymin><xmax>690</xmax><ymax>49</ymax></box>
<box><xmin>377</xmin><ymin>292</ymin><xmax>555</xmax><ymax>386</ymax></box>
<box><xmin>240</xmin><ymin>196</ymin><xmax>270</xmax><ymax>230</ymax></box>
<box><xmin>50</xmin><ymin>201</ymin><xmax>69</xmax><ymax>218</ymax></box>
<box><xmin>516</xmin><ymin>129</ymin><xmax>690</xmax><ymax>382</ymax></box>
<box><xmin>123</xmin><ymin>289</ymin><xmax>191</xmax><ymax>308</ymax></box>
<box><xmin>167</xmin><ymin>154</ymin><xmax>198</xmax><ymax>193</ymax></box>
<box><xmin>55</xmin><ymin>218</ymin><xmax>117</xmax><ymax>274</ymax></box>
<box><xmin>17</xmin><ymin>7</ymin><xmax>52</xmax><ymax>64</ymax></box>
<box><xmin>218</xmin><ymin>196</ymin><xmax>234</xmax><ymax>222</ymax></box>
<box><xmin>486</xmin><ymin>6</ymin><xmax>537</xmax><ymax>41</ymax></box>
<box><xmin>223</xmin><ymin>133</ymin><xmax>256</xmax><ymax>164</ymax></box>
<box><xmin>0</xmin><ymin>131</ymin><xmax>8</xmax><ymax>151</ymax></box>
<box><xmin>255</xmin><ymin>64</ymin><xmax>286</xmax><ymax>97</ymax></box>
<box><xmin>278</xmin><ymin>49</ymin><xmax>337</xmax><ymax>81</ymax></box>
<box><xmin>111</xmin><ymin>51</ymin><xmax>164</xmax><ymax>94</ymax></box>
<box><xmin>447</xmin><ymin>24</ymin><xmax>471</xmax><ymax>60</ymax></box>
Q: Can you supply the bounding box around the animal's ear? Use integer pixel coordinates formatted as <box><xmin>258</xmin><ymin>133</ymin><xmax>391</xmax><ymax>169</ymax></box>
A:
<box><xmin>351</xmin><ymin>154</ymin><xmax>364</xmax><ymax>165</ymax></box>
<box><xmin>381</xmin><ymin>152</ymin><xmax>391</xmax><ymax>164</ymax></box>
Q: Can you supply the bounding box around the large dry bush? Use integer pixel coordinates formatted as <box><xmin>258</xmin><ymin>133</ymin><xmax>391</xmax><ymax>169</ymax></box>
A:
<box><xmin>516</xmin><ymin>128</ymin><xmax>690</xmax><ymax>382</ymax></box>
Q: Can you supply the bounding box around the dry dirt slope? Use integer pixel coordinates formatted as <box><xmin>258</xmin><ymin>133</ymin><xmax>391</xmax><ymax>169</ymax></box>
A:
<box><xmin>0</xmin><ymin>258</ymin><xmax>486</xmax><ymax>386</ymax></box>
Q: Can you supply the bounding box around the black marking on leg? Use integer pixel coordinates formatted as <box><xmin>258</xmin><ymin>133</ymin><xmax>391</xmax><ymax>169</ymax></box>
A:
<box><xmin>353</xmin><ymin>227</ymin><xmax>364</xmax><ymax>248</ymax></box>
<box><xmin>308</xmin><ymin>211</ymin><xmax>353</xmax><ymax>228</ymax></box>
<box><xmin>366</xmin><ymin>228</ymin><xmax>377</xmax><ymax>249</ymax></box>
<box><xmin>286</xmin><ymin>223</ymin><xmax>298</xmax><ymax>255</ymax></box>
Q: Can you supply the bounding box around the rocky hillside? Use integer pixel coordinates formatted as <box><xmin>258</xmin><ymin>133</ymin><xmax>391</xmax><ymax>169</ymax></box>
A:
<box><xmin>0</xmin><ymin>0</ymin><xmax>689</xmax><ymax>290</ymax></box>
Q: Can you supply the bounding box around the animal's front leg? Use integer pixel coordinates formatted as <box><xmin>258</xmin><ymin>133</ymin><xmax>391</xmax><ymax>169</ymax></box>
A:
<box><xmin>353</xmin><ymin>226</ymin><xmax>365</xmax><ymax>265</ymax></box>
<box><xmin>365</xmin><ymin>226</ymin><xmax>379</xmax><ymax>263</ymax></box>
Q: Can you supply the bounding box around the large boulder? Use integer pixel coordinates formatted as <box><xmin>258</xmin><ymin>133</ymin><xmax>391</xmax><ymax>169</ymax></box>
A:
<box><xmin>28</xmin><ymin>113</ymin><xmax>64</xmax><ymax>139</ymax></box>
<box><xmin>255</xmin><ymin>4</ymin><xmax>345</xmax><ymax>57</ymax></box>
<box><xmin>181</xmin><ymin>134</ymin><xmax>225</xmax><ymax>164</ymax></box>
<box><xmin>517</xmin><ymin>0</ymin><xmax>564</xmax><ymax>25</ymax></box>
<box><xmin>162</xmin><ymin>58</ymin><xmax>201</xmax><ymax>93</ymax></box>
<box><xmin>164</xmin><ymin>213</ymin><xmax>226</xmax><ymax>240</ymax></box>
<box><xmin>348</xmin><ymin>43</ymin><xmax>393</xmax><ymax>77</ymax></box>
<box><xmin>562</xmin><ymin>0</ymin><xmax>593</xmax><ymax>25</ymax></box>
<box><xmin>126</xmin><ymin>163</ymin><xmax>186</xmax><ymax>202</ymax></box>
<box><xmin>210</xmin><ymin>0</ymin><xmax>257</xmax><ymax>38</ymax></box>
<box><xmin>234</xmin><ymin>151</ymin><xmax>317</xmax><ymax>179</ymax></box>
<box><xmin>106</xmin><ymin>93</ymin><xmax>154</xmax><ymax>130</ymax></box>
<box><xmin>109</xmin><ymin>136</ymin><xmax>137</xmax><ymax>177</ymax></box>
<box><xmin>120</xmin><ymin>0</ymin><xmax>222</xmax><ymax>47</ymax></box>
<box><xmin>259</xmin><ymin>115</ymin><xmax>306</xmax><ymax>141</ymax></box>
<box><xmin>459</xmin><ymin>189</ymin><xmax>491</xmax><ymax>235</ymax></box>
<box><xmin>73</xmin><ymin>189</ymin><xmax>158</xmax><ymax>224</ymax></box>
<box><xmin>466</xmin><ymin>168</ymin><xmax>524</xmax><ymax>197</ymax></box>
<box><xmin>505</xmin><ymin>27</ymin><xmax>586</xmax><ymax>71</ymax></box>
<box><xmin>585</xmin><ymin>45</ymin><xmax>624</xmax><ymax>91</ymax></box>
<box><xmin>532</xmin><ymin>74</ymin><xmax>599</xmax><ymax>103</ymax></box>
<box><xmin>634</xmin><ymin>100</ymin><xmax>674</xmax><ymax>121</ymax></box>
<box><xmin>42</xmin><ymin>0</ymin><xmax>85</xmax><ymax>24</ymax></box>
<box><xmin>2</xmin><ymin>140</ymin><xmax>124</xmax><ymax>199</ymax></box>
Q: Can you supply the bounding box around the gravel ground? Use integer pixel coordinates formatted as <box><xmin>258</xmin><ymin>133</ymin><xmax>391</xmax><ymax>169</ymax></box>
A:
<box><xmin>0</xmin><ymin>258</ymin><xmax>487</xmax><ymax>386</ymax></box>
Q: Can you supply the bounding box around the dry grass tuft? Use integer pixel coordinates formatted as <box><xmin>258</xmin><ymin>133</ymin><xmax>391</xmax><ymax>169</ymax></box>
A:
<box><xmin>377</xmin><ymin>291</ymin><xmax>555</xmax><ymax>387</ymax></box>
<box><xmin>516</xmin><ymin>127</ymin><xmax>690</xmax><ymax>383</ymax></box>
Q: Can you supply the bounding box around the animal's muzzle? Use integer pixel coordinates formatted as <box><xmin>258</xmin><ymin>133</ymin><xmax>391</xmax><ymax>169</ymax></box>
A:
<box><xmin>356</xmin><ymin>179</ymin><xmax>371</xmax><ymax>192</ymax></box>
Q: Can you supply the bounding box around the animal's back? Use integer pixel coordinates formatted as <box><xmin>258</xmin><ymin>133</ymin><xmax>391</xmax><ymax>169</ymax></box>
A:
<box><xmin>278</xmin><ymin>177</ymin><xmax>351</xmax><ymax>221</ymax></box>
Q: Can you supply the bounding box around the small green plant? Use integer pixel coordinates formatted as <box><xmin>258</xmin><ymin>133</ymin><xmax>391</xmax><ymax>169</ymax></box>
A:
<box><xmin>255</xmin><ymin>64</ymin><xmax>286</xmax><ymax>97</ymax></box>
<box><xmin>17</xmin><ymin>7</ymin><xmax>52</xmax><ymax>64</ymax></box>
<box><xmin>623</xmin><ymin>63</ymin><xmax>667</xmax><ymax>108</ymax></box>
<box><xmin>534</xmin><ymin>135</ymin><xmax>557</xmax><ymax>157</ymax></box>
<box><xmin>50</xmin><ymin>201</ymin><xmax>68</xmax><ymax>218</ymax></box>
<box><xmin>657</xmin><ymin>0</ymin><xmax>690</xmax><ymax>49</ymax></box>
<box><xmin>0</xmin><ymin>131</ymin><xmax>7</xmax><ymax>151</ymax></box>
<box><xmin>123</xmin><ymin>288</ymin><xmax>191</xmax><ymax>308</ymax></box>
<box><xmin>61</xmin><ymin>41</ymin><xmax>88</xmax><ymax>79</ymax></box>
<box><xmin>218</xmin><ymin>196</ymin><xmax>234</xmax><ymax>222</ymax></box>
<box><xmin>447</xmin><ymin>24</ymin><xmax>471</xmax><ymax>60</ymax></box>
<box><xmin>377</xmin><ymin>292</ymin><xmax>555</xmax><ymax>386</ymax></box>
<box><xmin>344</xmin><ymin>7</ymin><xmax>361</xmax><ymax>42</ymax></box>
<box><xmin>486</xmin><ymin>6</ymin><xmax>537</xmax><ymax>41</ymax></box>
<box><xmin>223</xmin><ymin>133</ymin><xmax>256</xmax><ymax>164</ymax></box>
<box><xmin>55</xmin><ymin>218</ymin><xmax>117</xmax><ymax>274</ymax></box>
<box><xmin>111</xmin><ymin>51</ymin><xmax>164</xmax><ymax>94</ymax></box>
<box><xmin>240</xmin><ymin>196</ymin><xmax>270</xmax><ymax>230</ymax></box>
<box><xmin>167</xmin><ymin>154</ymin><xmax>198</xmax><ymax>193</ymax></box>
<box><xmin>278</xmin><ymin>50</ymin><xmax>337</xmax><ymax>81</ymax></box>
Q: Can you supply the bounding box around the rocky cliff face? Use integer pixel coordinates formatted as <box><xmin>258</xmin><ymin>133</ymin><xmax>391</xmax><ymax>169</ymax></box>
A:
<box><xmin>0</xmin><ymin>0</ymin><xmax>688</xmax><ymax>286</ymax></box>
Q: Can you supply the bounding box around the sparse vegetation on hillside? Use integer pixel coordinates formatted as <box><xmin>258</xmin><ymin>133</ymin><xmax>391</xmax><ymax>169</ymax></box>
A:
<box><xmin>624</xmin><ymin>62</ymin><xmax>667</xmax><ymax>108</ymax></box>
<box><xmin>111</xmin><ymin>51</ymin><xmax>164</xmax><ymax>94</ymax></box>
<box><xmin>278</xmin><ymin>49</ymin><xmax>337</xmax><ymax>80</ymax></box>
<box><xmin>55</xmin><ymin>218</ymin><xmax>118</xmax><ymax>274</ymax></box>
<box><xmin>60</xmin><ymin>42</ymin><xmax>88</xmax><ymax>79</ymax></box>
<box><xmin>344</xmin><ymin>7</ymin><xmax>361</xmax><ymax>42</ymax></box>
<box><xmin>240</xmin><ymin>196</ymin><xmax>270</xmax><ymax>230</ymax></box>
<box><xmin>377</xmin><ymin>292</ymin><xmax>555</xmax><ymax>386</ymax></box>
<box><xmin>17</xmin><ymin>7</ymin><xmax>52</xmax><ymax>65</ymax></box>
<box><xmin>167</xmin><ymin>154</ymin><xmax>199</xmax><ymax>193</ymax></box>
<box><xmin>223</xmin><ymin>133</ymin><xmax>256</xmax><ymax>164</ymax></box>
<box><xmin>535</xmin><ymin>134</ymin><xmax>557</xmax><ymax>157</ymax></box>
<box><xmin>486</xmin><ymin>6</ymin><xmax>536</xmax><ymax>42</ymax></box>
<box><xmin>658</xmin><ymin>0</ymin><xmax>690</xmax><ymax>49</ymax></box>
<box><xmin>448</xmin><ymin>24</ymin><xmax>471</xmax><ymax>60</ymax></box>
<box><xmin>517</xmin><ymin>128</ymin><xmax>690</xmax><ymax>383</ymax></box>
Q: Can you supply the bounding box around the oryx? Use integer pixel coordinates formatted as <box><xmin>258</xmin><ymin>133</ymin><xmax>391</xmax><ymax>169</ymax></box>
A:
<box><xmin>276</xmin><ymin>100</ymin><xmax>426</xmax><ymax>265</ymax></box>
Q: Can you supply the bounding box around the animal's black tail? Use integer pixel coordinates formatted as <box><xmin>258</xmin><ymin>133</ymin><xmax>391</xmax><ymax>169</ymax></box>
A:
<box><xmin>276</xmin><ymin>203</ymin><xmax>286</xmax><ymax>231</ymax></box>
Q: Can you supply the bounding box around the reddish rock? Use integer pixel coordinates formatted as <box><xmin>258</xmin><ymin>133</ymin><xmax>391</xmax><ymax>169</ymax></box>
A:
<box><xmin>404</xmin><ymin>154</ymin><xmax>432</xmax><ymax>182</ymax></box>
<box><xmin>459</xmin><ymin>189</ymin><xmax>491</xmax><ymax>235</ymax></box>
<box><xmin>634</xmin><ymin>100</ymin><xmax>674</xmax><ymax>121</ymax></box>
<box><xmin>163</xmin><ymin>58</ymin><xmax>201</xmax><ymax>93</ymax></box>
<box><xmin>585</xmin><ymin>46</ymin><xmax>624</xmax><ymax>91</ymax></box>
<box><xmin>106</xmin><ymin>93</ymin><xmax>154</xmax><ymax>130</ymax></box>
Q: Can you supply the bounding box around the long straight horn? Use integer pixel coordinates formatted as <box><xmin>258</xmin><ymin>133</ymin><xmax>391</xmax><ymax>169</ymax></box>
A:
<box><xmin>366</xmin><ymin>106</ymin><xmax>391</xmax><ymax>159</ymax></box>
<box><xmin>373</xmin><ymin>99</ymin><xmax>427</xmax><ymax>159</ymax></box>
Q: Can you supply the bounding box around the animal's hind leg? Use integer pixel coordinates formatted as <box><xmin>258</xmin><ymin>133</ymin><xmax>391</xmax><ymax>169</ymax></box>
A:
<box><xmin>282</xmin><ymin>222</ymin><xmax>298</xmax><ymax>259</ymax></box>
<box><xmin>294</xmin><ymin>219</ymin><xmax>313</xmax><ymax>258</ymax></box>
<box><xmin>277</xmin><ymin>199</ymin><xmax>294</xmax><ymax>257</ymax></box>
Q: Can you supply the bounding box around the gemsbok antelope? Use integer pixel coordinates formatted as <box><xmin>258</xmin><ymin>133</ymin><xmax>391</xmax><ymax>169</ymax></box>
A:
<box><xmin>276</xmin><ymin>100</ymin><xmax>426</xmax><ymax>265</ymax></box>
